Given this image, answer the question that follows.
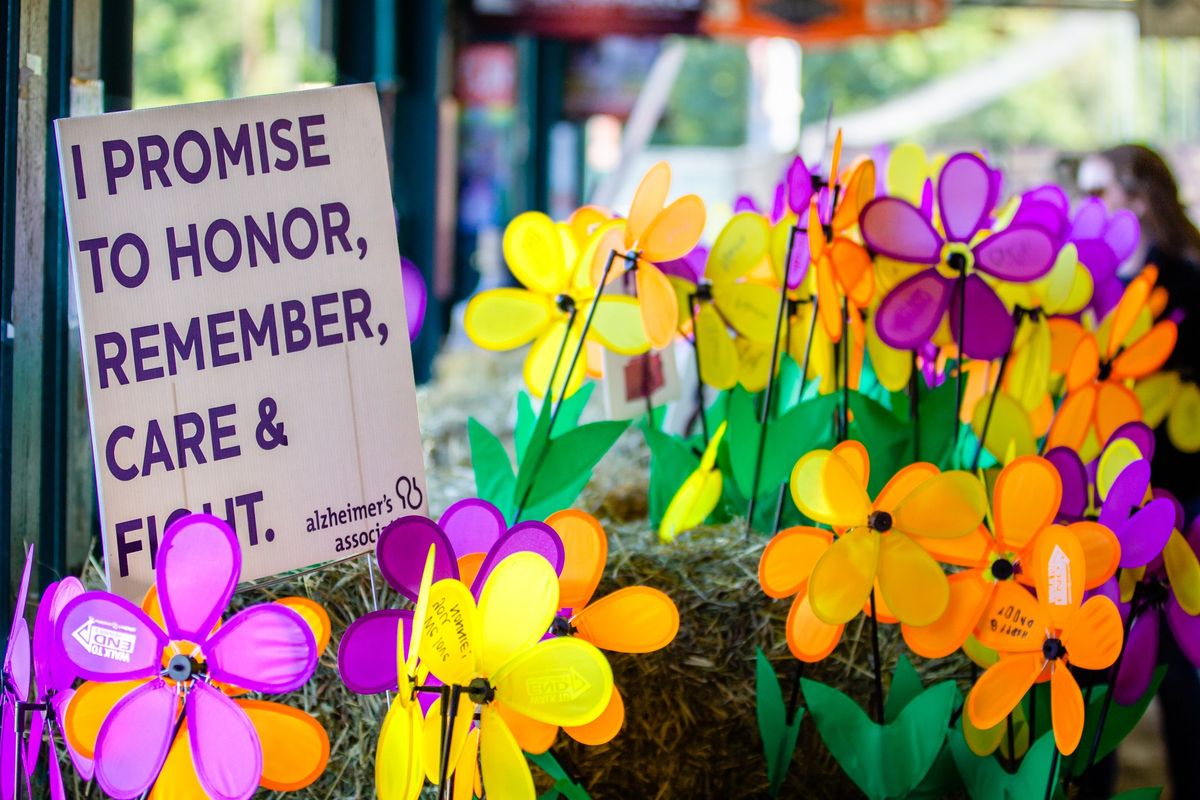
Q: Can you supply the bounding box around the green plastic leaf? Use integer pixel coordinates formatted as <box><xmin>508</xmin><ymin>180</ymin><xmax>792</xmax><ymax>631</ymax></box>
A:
<box><xmin>515</xmin><ymin>384</ymin><xmax>595</xmax><ymax>464</ymax></box>
<box><xmin>469</xmin><ymin>418</ymin><xmax>515</xmax><ymax>519</ymax></box>
<box><xmin>916</xmin><ymin>380</ymin><xmax>959</xmax><ymax>470</ymax></box>
<box><xmin>515</xmin><ymin>396</ymin><xmax>555</xmax><ymax>506</ymax></box>
<box><xmin>884</xmin><ymin>654</ymin><xmax>925</xmax><ymax>723</ymax></box>
<box><xmin>528</xmin><ymin>751</ymin><xmax>592</xmax><ymax>800</ymax></box>
<box><xmin>642</xmin><ymin>423</ymin><xmax>700</xmax><ymax>527</ymax></box>
<box><xmin>519</xmin><ymin>472</ymin><xmax>591</xmax><ymax>524</ymax></box>
<box><xmin>1068</xmin><ymin>667</ymin><xmax>1166</xmax><ymax>778</ymax></box>
<box><xmin>1109</xmin><ymin>788</ymin><xmax>1162</xmax><ymax>800</ymax></box>
<box><xmin>950</xmin><ymin>726</ymin><xmax>1061</xmax><ymax>800</ymax></box>
<box><xmin>906</xmin><ymin>743</ymin><xmax>960</xmax><ymax>799</ymax></box>
<box><xmin>755</xmin><ymin>648</ymin><xmax>803</xmax><ymax>797</ymax></box>
<box><xmin>802</xmin><ymin>677</ymin><xmax>958</xmax><ymax>800</ymax></box>
<box><xmin>521</xmin><ymin>420</ymin><xmax>629</xmax><ymax>508</ymax></box>
<box><xmin>725</xmin><ymin>386</ymin><xmax>760</xmax><ymax>499</ymax></box>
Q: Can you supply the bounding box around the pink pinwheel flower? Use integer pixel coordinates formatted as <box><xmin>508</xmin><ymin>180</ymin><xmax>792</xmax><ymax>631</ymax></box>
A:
<box><xmin>337</xmin><ymin>498</ymin><xmax>563</xmax><ymax>696</ymax></box>
<box><xmin>861</xmin><ymin>152</ymin><xmax>1058</xmax><ymax>360</ymax></box>
<box><xmin>1069</xmin><ymin>197</ymin><xmax>1140</xmax><ymax>319</ymax></box>
<box><xmin>2</xmin><ymin>546</ymin><xmax>34</xmax><ymax>800</ymax></box>
<box><xmin>25</xmin><ymin>573</ymin><xmax>91</xmax><ymax>799</ymax></box>
<box><xmin>1046</xmin><ymin>421</ymin><xmax>1158</xmax><ymax>524</ymax></box>
<box><xmin>55</xmin><ymin>515</ymin><xmax>318</xmax><ymax>800</ymax></box>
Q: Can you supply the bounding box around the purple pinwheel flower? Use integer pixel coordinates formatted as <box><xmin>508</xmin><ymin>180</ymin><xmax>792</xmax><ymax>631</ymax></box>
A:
<box><xmin>400</xmin><ymin>256</ymin><xmax>427</xmax><ymax>341</ymax></box>
<box><xmin>1069</xmin><ymin>198</ymin><xmax>1140</xmax><ymax>319</ymax></box>
<box><xmin>2</xmin><ymin>546</ymin><xmax>34</xmax><ymax>800</ymax></box>
<box><xmin>1012</xmin><ymin>184</ymin><xmax>1071</xmax><ymax>244</ymax></box>
<box><xmin>861</xmin><ymin>152</ymin><xmax>1058</xmax><ymax>360</ymax></box>
<box><xmin>24</xmin><ymin>574</ymin><xmax>91</xmax><ymax>799</ymax></box>
<box><xmin>1110</xmin><ymin>513</ymin><xmax>1200</xmax><ymax>705</ymax></box>
<box><xmin>1047</xmin><ymin>421</ymin><xmax>1158</xmax><ymax>524</ymax></box>
<box><xmin>337</xmin><ymin>498</ymin><xmax>563</xmax><ymax>696</ymax></box>
<box><xmin>55</xmin><ymin>515</ymin><xmax>318</xmax><ymax>800</ymax></box>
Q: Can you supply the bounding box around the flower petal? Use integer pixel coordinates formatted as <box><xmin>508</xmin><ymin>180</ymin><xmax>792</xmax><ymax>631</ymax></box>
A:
<box><xmin>439</xmin><ymin>498</ymin><xmax>505</xmax><ymax>557</ymax></box>
<box><xmin>789</xmin><ymin>449</ymin><xmax>872</xmax><ymax>528</ymax></box>
<box><xmin>892</xmin><ymin>471</ymin><xmax>987</xmax><ymax>539</ymax></box>
<box><xmin>1051</xmin><ymin>664</ymin><xmax>1085</xmax><ymax>755</ymax></box>
<box><xmin>571</xmin><ymin>587</ymin><xmax>678</xmax><ymax>653</ymax></box>
<box><xmin>938</xmin><ymin>153</ymin><xmax>997</xmax><ymax>243</ymax></box>
<box><xmin>759</xmin><ymin>526</ymin><xmax>833</xmax><ymax>599</ymax></box>
<box><xmin>807</xmin><ymin>529</ymin><xmax>878</xmax><ymax>625</ymax></box>
<box><xmin>94</xmin><ymin>680</ymin><xmax>179</xmax><ymax>799</ymax></box>
<box><xmin>157</xmin><ymin>515</ymin><xmax>240</xmax><ymax>643</ymax></box>
<box><xmin>974</xmin><ymin>580</ymin><xmax>1048</xmax><ymax>653</ymax></box>
<box><xmin>56</xmin><ymin>592</ymin><xmax>167</xmax><ymax>681</ymax></box>
<box><xmin>470</xmin><ymin>521</ymin><xmax>565</xmax><ymax>599</ymax></box>
<box><xmin>503</xmin><ymin>212</ymin><xmax>568</xmax><ymax>294</ymax></box>
<box><xmin>564</xmin><ymin>684</ymin><xmax>625</xmax><ymax>746</ymax></box>
<box><xmin>1033</xmin><ymin>526</ymin><xmax>1086</xmax><ymax>629</ymax></box>
<box><xmin>464</xmin><ymin>288</ymin><xmax>553</xmax><ymax>350</ymax></box>
<box><xmin>546</xmin><ymin>509</ymin><xmax>608</xmax><ymax>611</ymax></box>
<box><xmin>973</xmin><ymin>227</ymin><xmax>1056</xmax><ymax>282</ymax></box>
<box><xmin>239</xmin><ymin>700</ymin><xmax>328</xmax><ymax>792</ymax></box>
<box><xmin>948</xmin><ymin>274</ymin><xmax>1014</xmax><ymax>361</ymax></box>
<box><xmin>785</xmin><ymin>592</ymin><xmax>843</xmax><ymax>662</ymax></box>
<box><xmin>186</xmin><ymin>681</ymin><xmax>261</xmax><ymax>800</ymax></box>
<box><xmin>1113</xmin><ymin>609</ymin><xmax>1159</xmax><ymax>706</ymax></box>
<box><xmin>994</xmin><ymin>456</ymin><xmax>1063</xmax><ymax>551</ymax></box>
<box><xmin>491</xmin><ymin>638</ymin><xmax>612</xmax><ymax>727</ymax></box>
<box><xmin>336</xmin><ymin>609</ymin><xmax>411</xmax><ymax>694</ymax></box>
<box><xmin>875</xmin><ymin>270</ymin><xmax>952</xmax><ymax>351</ymax></box>
<box><xmin>966</xmin><ymin>651</ymin><xmax>1042</xmax><ymax>731</ymax></box>
<box><xmin>640</xmin><ymin>195</ymin><xmax>706</xmax><ymax>263</ymax></box>
<box><xmin>376</xmin><ymin>516</ymin><xmax>458</xmax><ymax>602</ymax></box>
<box><xmin>860</xmin><ymin>197</ymin><xmax>942</xmax><ymax>263</ymax></box>
<box><xmin>877</xmin><ymin>533</ymin><xmax>949</xmax><ymax>626</ymax></box>
<box><xmin>478</xmin><ymin>552</ymin><xmax>559</xmax><ymax>676</ymax></box>
<box><xmin>592</xmin><ymin>295</ymin><xmax>649</xmax><ymax>355</ymax></box>
<box><xmin>205</xmin><ymin>605</ymin><xmax>317</xmax><ymax>693</ymax></box>
<box><xmin>902</xmin><ymin>570</ymin><xmax>991</xmax><ymax>658</ymax></box>
<box><xmin>479</xmin><ymin>709</ymin><xmax>535</xmax><ymax>800</ymax></box>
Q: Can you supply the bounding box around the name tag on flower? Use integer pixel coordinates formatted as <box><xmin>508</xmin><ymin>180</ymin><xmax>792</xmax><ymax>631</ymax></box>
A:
<box><xmin>601</xmin><ymin>344</ymin><xmax>681</xmax><ymax>420</ymax></box>
<box><xmin>55</xmin><ymin>84</ymin><xmax>427</xmax><ymax>598</ymax></box>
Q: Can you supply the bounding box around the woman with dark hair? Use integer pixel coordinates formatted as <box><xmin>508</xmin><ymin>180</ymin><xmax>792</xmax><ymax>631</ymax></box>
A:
<box><xmin>1077</xmin><ymin>143</ymin><xmax>1200</xmax><ymax>800</ymax></box>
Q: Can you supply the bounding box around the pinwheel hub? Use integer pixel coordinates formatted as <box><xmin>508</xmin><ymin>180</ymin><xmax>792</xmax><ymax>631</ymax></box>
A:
<box><xmin>467</xmin><ymin>677</ymin><xmax>495</xmax><ymax>705</ymax></box>
<box><xmin>166</xmin><ymin>654</ymin><xmax>203</xmax><ymax>683</ymax></box>
<box><xmin>867</xmin><ymin>511</ymin><xmax>893</xmax><ymax>533</ymax></box>
<box><xmin>990</xmin><ymin>558</ymin><xmax>1015</xmax><ymax>580</ymax></box>
<box><xmin>694</xmin><ymin>280</ymin><xmax>714</xmax><ymax>302</ymax></box>
<box><xmin>550</xmin><ymin>615</ymin><xmax>576</xmax><ymax>637</ymax></box>
<box><xmin>1098</xmin><ymin>360</ymin><xmax>1113</xmax><ymax>381</ymax></box>
<box><xmin>939</xmin><ymin>243</ymin><xmax>974</xmax><ymax>278</ymax></box>
<box><xmin>555</xmin><ymin>294</ymin><xmax>576</xmax><ymax>314</ymax></box>
<box><xmin>1013</xmin><ymin>305</ymin><xmax>1041</xmax><ymax>324</ymax></box>
<box><xmin>1042</xmin><ymin>638</ymin><xmax>1067</xmax><ymax>661</ymax></box>
<box><xmin>1140</xmin><ymin>579</ymin><xmax>1169</xmax><ymax>607</ymax></box>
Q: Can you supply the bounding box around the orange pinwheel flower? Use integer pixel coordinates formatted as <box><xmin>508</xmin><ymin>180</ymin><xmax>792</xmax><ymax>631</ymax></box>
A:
<box><xmin>807</xmin><ymin>133</ymin><xmax>876</xmax><ymax>344</ymax></box>
<box><xmin>777</xmin><ymin>441</ymin><xmax>986</xmax><ymax>629</ymax></box>
<box><xmin>591</xmin><ymin>162</ymin><xmax>707</xmax><ymax>349</ymax></box>
<box><xmin>1046</xmin><ymin>267</ymin><xmax>1177</xmax><ymax>457</ymax></box>
<box><xmin>902</xmin><ymin>456</ymin><xmax>1118</xmax><ymax>659</ymax></box>
<box><xmin>965</xmin><ymin>527</ymin><xmax>1124</xmax><ymax>755</ymax></box>
<box><xmin>499</xmin><ymin>510</ymin><xmax>680</xmax><ymax>753</ymax></box>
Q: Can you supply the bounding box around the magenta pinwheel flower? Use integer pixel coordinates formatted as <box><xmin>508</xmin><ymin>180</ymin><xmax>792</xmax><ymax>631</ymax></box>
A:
<box><xmin>337</xmin><ymin>498</ymin><xmax>563</xmax><ymax>695</ymax></box>
<box><xmin>2</xmin><ymin>545</ymin><xmax>34</xmax><ymax>800</ymax></box>
<box><xmin>860</xmin><ymin>152</ymin><xmax>1058</xmax><ymax>360</ymax></box>
<box><xmin>25</xmin><ymin>572</ymin><xmax>91</xmax><ymax>799</ymax></box>
<box><xmin>1070</xmin><ymin>197</ymin><xmax>1139</xmax><ymax>318</ymax></box>
<box><xmin>55</xmin><ymin>515</ymin><xmax>318</xmax><ymax>800</ymax></box>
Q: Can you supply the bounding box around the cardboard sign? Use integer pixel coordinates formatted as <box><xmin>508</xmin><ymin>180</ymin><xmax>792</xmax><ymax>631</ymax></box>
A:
<box><xmin>54</xmin><ymin>84</ymin><xmax>428</xmax><ymax>599</ymax></box>
<box><xmin>602</xmin><ymin>344</ymin><xmax>681</xmax><ymax>420</ymax></box>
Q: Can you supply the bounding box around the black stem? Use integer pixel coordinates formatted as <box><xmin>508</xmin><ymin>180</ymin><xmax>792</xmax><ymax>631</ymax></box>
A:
<box><xmin>626</xmin><ymin>268</ymin><xmax>655</xmax><ymax>421</ymax></box>
<box><xmin>785</xmin><ymin>660</ymin><xmax>805</xmax><ymax>726</ymax></box>
<box><xmin>747</xmin><ymin>225</ymin><xmax>800</xmax><ymax>536</ymax></box>
<box><xmin>970</xmin><ymin>347</ymin><xmax>1013</xmax><ymax>472</ymax></box>
<box><xmin>840</xmin><ymin>297</ymin><xmax>850</xmax><ymax>442</ymax></box>
<box><xmin>910</xmin><ymin>351</ymin><xmax>920</xmax><ymax>462</ymax></box>
<box><xmin>1005</xmin><ymin>713</ymin><xmax>1017</xmax><ymax>772</ymax></box>
<box><xmin>688</xmin><ymin>294</ymin><xmax>710</xmax><ymax>446</ymax></box>
<box><xmin>868</xmin><ymin>589</ymin><xmax>885</xmax><ymax>724</ymax></box>
<box><xmin>540</xmin><ymin>306</ymin><xmax>579</xmax><ymax>409</ymax></box>
<box><xmin>770</xmin><ymin>299</ymin><xmax>821</xmax><ymax>534</ymax></box>
<box><xmin>438</xmin><ymin>684</ymin><xmax>461</xmax><ymax>799</ymax></box>
<box><xmin>953</xmin><ymin>273</ymin><xmax>968</xmax><ymax>464</ymax></box>
<box><xmin>1044</xmin><ymin>746</ymin><xmax>1060</xmax><ymax>800</ymax></box>
<box><xmin>1029</xmin><ymin>682</ymin><xmax>1037</xmax><ymax>746</ymax></box>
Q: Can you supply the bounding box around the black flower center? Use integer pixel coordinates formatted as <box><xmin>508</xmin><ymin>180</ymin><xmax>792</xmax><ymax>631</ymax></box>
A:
<box><xmin>693</xmin><ymin>280</ymin><xmax>714</xmax><ymax>303</ymax></box>
<box><xmin>991</xmin><ymin>558</ymin><xmax>1015</xmax><ymax>581</ymax></box>
<box><xmin>868</xmin><ymin>511</ymin><xmax>893</xmax><ymax>533</ymax></box>
<box><xmin>550</xmin><ymin>616</ymin><xmax>576</xmax><ymax>637</ymax></box>
<box><xmin>1097</xmin><ymin>360</ymin><xmax>1113</xmax><ymax>381</ymax></box>
<box><xmin>555</xmin><ymin>294</ymin><xmax>576</xmax><ymax>314</ymax></box>
<box><xmin>1042</xmin><ymin>638</ymin><xmax>1067</xmax><ymax>661</ymax></box>
<box><xmin>467</xmin><ymin>676</ymin><xmax>495</xmax><ymax>705</ymax></box>
<box><xmin>947</xmin><ymin>252</ymin><xmax>968</xmax><ymax>273</ymax></box>
<box><xmin>166</xmin><ymin>654</ymin><xmax>202</xmax><ymax>682</ymax></box>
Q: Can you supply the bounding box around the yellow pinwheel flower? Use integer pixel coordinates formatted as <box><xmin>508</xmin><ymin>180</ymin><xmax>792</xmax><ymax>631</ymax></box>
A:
<box><xmin>789</xmin><ymin>440</ymin><xmax>987</xmax><ymax>627</ymax></box>
<box><xmin>465</xmin><ymin>211</ymin><xmax>648</xmax><ymax>399</ymax></box>
<box><xmin>659</xmin><ymin>422</ymin><xmax>727</xmax><ymax>543</ymax></box>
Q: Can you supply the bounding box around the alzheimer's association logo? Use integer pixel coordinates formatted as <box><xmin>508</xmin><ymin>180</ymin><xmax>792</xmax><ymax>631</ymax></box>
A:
<box><xmin>72</xmin><ymin>617</ymin><xmax>138</xmax><ymax>663</ymax></box>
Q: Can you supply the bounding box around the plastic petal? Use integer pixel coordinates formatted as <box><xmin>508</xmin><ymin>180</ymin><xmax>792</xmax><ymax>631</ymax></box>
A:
<box><xmin>375</xmin><ymin>700</ymin><xmax>423</xmax><ymax>800</ymax></box>
<box><xmin>464</xmin><ymin>289</ymin><xmax>553</xmax><ymax>350</ymax></box>
<box><xmin>785</xmin><ymin>592</ymin><xmax>843</xmax><ymax>663</ymax></box>
<box><xmin>640</xmin><ymin>195</ymin><xmax>706</xmax><ymax>263</ymax></box>
<box><xmin>503</xmin><ymin>212</ymin><xmax>568</xmax><ymax>294</ymax></box>
<box><xmin>966</xmin><ymin>651</ymin><xmax>1042</xmax><ymax>731</ymax></box>
<box><xmin>877</xmin><ymin>533</ymin><xmax>949</xmax><ymax>626</ymax></box>
<box><xmin>707</xmin><ymin>212</ymin><xmax>770</xmax><ymax>284</ymax></box>
<box><xmin>546</xmin><ymin>510</ymin><xmax>608</xmax><ymax>611</ymax></box>
<box><xmin>419</xmin><ymin>580</ymin><xmax>480</xmax><ymax>686</ymax></box>
<box><xmin>240</xmin><ymin>700</ymin><xmax>328</xmax><ymax>792</ymax></box>
<box><xmin>993</xmin><ymin>456</ymin><xmax>1062</xmax><ymax>551</ymax></box>
<box><xmin>337</xmin><ymin>609</ymin><xmax>410</xmax><ymax>694</ymax></box>
<box><xmin>758</xmin><ymin>526</ymin><xmax>832</xmax><ymax>599</ymax></box>
<box><xmin>714</xmin><ymin>281</ymin><xmax>780</xmax><ymax>344</ymax></box>
<box><xmin>440</xmin><ymin>499</ymin><xmax>505</xmax><ymax>557</ymax></box>
<box><xmin>973</xmin><ymin>227</ymin><xmax>1056</xmax><ymax>282</ymax></box>
<box><xmin>479</xmin><ymin>709</ymin><xmax>535</xmax><ymax>800</ymax></box>
<box><xmin>948</xmin><ymin>274</ymin><xmax>1015</xmax><ymax>361</ymax></box>
<box><xmin>55</xmin><ymin>592</ymin><xmax>167</xmax><ymax>681</ymax></box>
<box><xmin>860</xmin><ymin>197</ymin><xmax>942</xmax><ymax>263</ymax></box>
<box><xmin>1163</xmin><ymin>532</ymin><xmax>1200</xmax><ymax>616</ymax></box>
<box><xmin>491</xmin><ymin>638</ymin><xmax>612</xmax><ymax>727</ymax></box>
<box><xmin>807</xmin><ymin>529</ymin><xmax>879</xmax><ymax>625</ymax></box>
<box><xmin>156</xmin><ymin>515</ymin><xmax>239</xmax><ymax>643</ymax></box>
<box><xmin>1111</xmin><ymin>320</ymin><xmax>1177</xmax><ymax>380</ymax></box>
<box><xmin>938</xmin><ymin>153</ymin><xmax>996</xmax><ymax>242</ymax></box>
<box><xmin>421</xmin><ymin>691</ymin><xmax>474</xmax><ymax>785</ymax></box>
<box><xmin>1033</xmin><ymin>526</ymin><xmax>1085</xmax><ymax>628</ymax></box>
<box><xmin>477</xmin><ymin>552</ymin><xmax>559</xmax><ymax>676</ymax></box>
<box><xmin>469</xmin><ymin>521</ymin><xmax>564</xmax><ymax>599</ymax></box>
<box><xmin>94</xmin><ymin>680</ymin><xmax>179</xmax><ymax>799</ymax></box>
<box><xmin>572</xmin><ymin>587</ymin><xmax>679</xmax><ymax>653</ymax></box>
<box><xmin>274</xmin><ymin>597</ymin><xmax>330</xmax><ymax>659</ymax></box>
<box><xmin>789</xmin><ymin>450</ymin><xmax>872</xmax><ymax>528</ymax></box>
<box><xmin>892</xmin><ymin>471</ymin><xmax>986</xmax><ymax>539</ymax></box>
<box><xmin>902</xmin><ymin>570</ymin><xmax>991</xmax><ymax>658</ymax></box>
<box><xmin>1061</xmin><ymin>595</ymin><xmax>1123</xmax><ymax>670</ymax></box>
<box><xmin>564</xmin><ymin>684</ymin><xmax>625</xmax><ymax>746</ymax></box>
<box><xmin>1068</xmin><ymin>521</ymin><xmax>1120</xmax><ymax>588</ymax></box>
<box><xmin>1050</xmin><ymin>664</ymin><xmax>1085</xmax><ymax>755</ymax></box>
<box><xmin>974</xmin><ymin>581</ymin><xmax>1047</xmax><ymax>653</ymax></box>
<box><xmin>694</xmin><ymin>301</ymin><xmax>738</xmax><ymax>391</ymax></box>
<box><xmin>874</xmin><ymin>270</ymin><xmax>952</xmax><ymax>351</ymax></box>
<box><xmin>525</xmin><ymin>320</ymin><xmax>586</xmax><ymax>400</ymax></box>
<box><xmin>626</xmin><ymin>163</ymin><xmax>671</xmax><ymax>247</ymax></box>
<box><xmin>186</xmin><ymin>681</ymin><xmax>261</xmax><ymax>800</ymax></box>
<box><xmin>635</xmin><ymin>263</ymin><xmax>681</xmax><ymax>350</ymax></box>
<box><xmin>205</xmin><ymin>604</ymin><xmax>316</xmax><ymax>693</ymax></box>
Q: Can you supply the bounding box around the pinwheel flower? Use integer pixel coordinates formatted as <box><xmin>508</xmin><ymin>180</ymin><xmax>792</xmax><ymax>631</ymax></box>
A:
<box><xmin>1111</xmin><ymin>525</ymin><xmax>1200</xmax><ymax>704</ymax></box>
<box><xmin>1069</xmin><ymin>197</ymin><xmax>1139</xmax><ymax>319</ymax></box>
<box><xmin>808</xmin><ymin>151</ymin><xmax>875</xmax><ymax>344</ymax></box>
<box><xmin>903</xmin><ymin>456</ymin><xmax>1117</xmax><ymax>659</ymax></box>
<box><xmin>55</xmin><ymin>515</ymin><xmax>320</xmax><ymax>800</ymax></box>
<box><xmin>1045</xmin><ymin>421</ymin><xmax>1157</xmax><ymax>523</ymax></box>
<box><xmin>590</xmin><ymin>162</ymin><xmax>707</xmax><ymax>349</ymax></box>
<box><xmin>734</xmin><ymin>154</ymin><xmax>816</xmax><ymax>286</ymax></box>
<box><xmin>25</xmin><ymin>571</ymin><xmax>92</xmax><ymax>800</ymax></box>
<box><xmin>338</xmin><ymin>500</ymin><xmax>564</xmax><ymax>696</ymax></box>
<box><xmin>417</xmin><ymin>552</ymin><xmax>613</xmax><ymax>800</ymax></box>
<box><xmin>966</xmin><ymin>528</ymin><xmax>1124</xmax><ymax>755</ymax></box>
<box><xmin>665</xmin><ymin>213</ymin><xmax>779</xmax><ymax>391</ymax></box>
<box><xmin>2</xmin><ymin>546</ymin><xmax>36</xmax><ymax>800</ymax></box>
<box><xmin>1046</xmin><ymin>267</ymin><xmax>1176</xmax><ymax>456</ymax></box>
<box><xmin>861</xmin><ymin>152</ymin><xmax>1057</xmax><ymax>360</ymax></box>
<box><xmin>465</xmin><ymin>211</ymin><xmax>648</xmax><ymax>399</ymax></box>
<box><xmin>400</xmin><ymin>255</ymin><xmax>427</xmax><ymax>341</ymax></box>
<box><xmin>660</xmin><ymin>421</ymin><xmax>727</xmax><ymax>543</ymax></box>
<box><xmin>788</xmin><ymin>440</ymin><xmax>987</xmax><ymax>627</ymax></box>
<box><xmin>758</xmin><ymin>525</ymin><xmax>844</xmax><ymax>663</ymax></box>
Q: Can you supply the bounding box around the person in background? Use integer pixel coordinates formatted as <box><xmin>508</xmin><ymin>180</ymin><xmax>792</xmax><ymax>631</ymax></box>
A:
<box><xmin>1077</xmin><ymin>143</ymin><xmax>1200</xmax><ymax>800</ymax></box>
